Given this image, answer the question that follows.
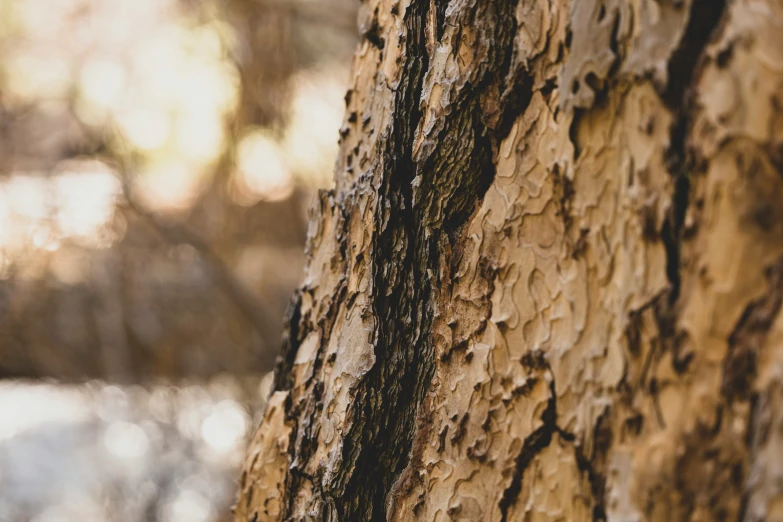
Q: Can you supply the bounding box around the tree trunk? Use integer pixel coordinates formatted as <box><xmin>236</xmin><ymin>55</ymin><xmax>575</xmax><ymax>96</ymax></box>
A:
<box><xmin>235</xmin><ymin>0</ymin><xmax>783</xmax><ymax>520</ymax></box>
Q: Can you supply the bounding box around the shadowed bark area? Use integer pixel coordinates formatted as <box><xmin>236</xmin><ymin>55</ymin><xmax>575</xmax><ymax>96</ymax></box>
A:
<box><xmin>236</xmin><ymin>0</ymin><xmax>783</xmax><ymax>520</ymax></box>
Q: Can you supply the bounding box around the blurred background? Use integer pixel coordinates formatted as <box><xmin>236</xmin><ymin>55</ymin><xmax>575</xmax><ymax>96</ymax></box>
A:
<box><xmin>0</xmin><ymin>0</ymin><xmax>356</xmax><ymax>520</ymax></box>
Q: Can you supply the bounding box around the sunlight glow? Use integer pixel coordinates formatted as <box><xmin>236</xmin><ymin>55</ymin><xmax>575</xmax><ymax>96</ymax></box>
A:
<box><xmin>235</xmin><ymin>130</ymin><xmax>293</xmax><ymax>203</ymax></box>
<box><xmin>0</xmin><ymin>162</ymin><xmax>122</xmax><ymax>254</ymax></box>
<box><xmin>0</xmin><ymin>383</ymin><xmax>90</xmax><ymax>442</ymax></box>
<box><xmin>283</xmin><ymin>69</ymin><xmax>347</xmax><ymax>188</ymax></box>
<box><xmin>200</xmin><ymin>400</ymin><xmax>247</xmax><ymax>454</ymax></box>
<box><xmin>4</xmin><ymin>55</ymin><xmax>71</xmax><ymax>102</ymax></box>
<box><xmin>79</xmin><ymin>58</ymin><xmax>127</xmax><ymax>108</ymax></box>
<box><xmin>176</xmin><ymin>112</ymin><xmax>225</xmax><ymax>162</ymax></box>
<box><xmin>54</xmin><ymin>162</ymin><xmax>122</xmax><ymax>245</ymax></box>
<box><xmin>6</xmin><ymin>176</ymin><xmax>48</xmax><ymax>220</ymax></box>
<box><xmin>164</xmin><ymin>489</ymin><xmax>211</xmax><ymax>522</ymax></box>
<box><xmin>117</xmin><ymin>107</ymin><xmax>171</xmax><ymax>151</ymax></box>
<box><xmin>135</xmin><ymin>162</ymin><xmax>202</xmax><ymax>210</ymax></box>
<box><xmin>104</xmin><ymin>421</ymin><xmax>150</xmax><ymax>460</ymax></box>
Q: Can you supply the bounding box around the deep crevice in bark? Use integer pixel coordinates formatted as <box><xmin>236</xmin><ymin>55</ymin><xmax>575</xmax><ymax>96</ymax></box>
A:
<box><xmin>723</xmin><ymin>257</ymin><xmax>783</xmax><ymax>401</ymax></box>
<box><xmin>329</xmin><ymin>1</ymin><xmax>533</xmax><ymax>519</ymax></box>
<box><xmin>661</xmin><ymin>0</ymin><xmax>728</xmax><ymax>304</ymax></box>
<box><xmin>499</xmin><ymin>352</ymin><xmax>610</xmax><ymax>520</ymax></box>
<box><xmin>498</xmin><ymin>380</ymin><xmax>558</xmax><ymax>522</ymax></box>
<box><xmin>662</xmin><ymin>0</ymin><xmax>728</xmax><ymax>108</ymax></box>
<box><xmin>330</xmin><ymin>4</ymin><xmax>432</xmax><ymax>518</ymax></box>
<box><xmin>273</xmin><ymin>289</ymin><xmax>302</xmax><ymax>392</ymax></box>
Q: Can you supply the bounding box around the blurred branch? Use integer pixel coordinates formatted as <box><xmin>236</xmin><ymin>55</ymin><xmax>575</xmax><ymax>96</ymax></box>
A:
<box><xmin>270</xmin><ymin>0</ymin><xmax>356</xmax><ymax>31</ymax></box>
<box><xmin>217</xmin><ymin>0</ymin><xmax>356</xmax><ymax>32</ymax></box>
<box><xmin>123</xmin><ymin>185</ymin><xmax>278</xmax><ymax>344</ymax></box>
<box><xmin>107</xmin><ymin>148</ymin><xmax>279</xmax><ymax>348</ymax></box>
<box><xmin>64</xmin><ymin>83</ymin><xmax>282</xmax><ymax>356</ymax></box>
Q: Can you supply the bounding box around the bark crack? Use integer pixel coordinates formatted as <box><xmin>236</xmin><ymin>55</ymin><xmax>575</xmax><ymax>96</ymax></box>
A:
<box><xmin>329</xmin><ymin>1</ymin><xmax>533</xmax><ymax>519</ymax></box>
<box><xmin>662</xmin><ymin>0</ymin><xmax>728</xmax><ymax>304</ymax></box>
<box><xmin>498</xmin><ymin>378</ymin><xmax>558</xmax><ymax>522</ymax></box>
<box><xmin>557</xmin><ymin>418</ymin><xmax>610</xmax><ymax>522</ymax></box>
<box><xmin>723</xmin><ymin>257</ymin><xmax>783</xmax><ymax>401</ymax></box>
<box><xmin>326</xmin><ymin>3</ymin><xmax>434</xmax><ymax>519</ymax></box>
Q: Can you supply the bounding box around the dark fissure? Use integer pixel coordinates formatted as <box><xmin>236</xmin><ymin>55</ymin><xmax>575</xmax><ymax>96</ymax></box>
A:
<box><xmin>327</xmin><ymin>1</ymin><xmax>529</xmax><ymax>519</ymax></box>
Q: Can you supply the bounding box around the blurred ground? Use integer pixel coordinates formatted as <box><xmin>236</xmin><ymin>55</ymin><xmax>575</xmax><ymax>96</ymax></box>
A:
<box><xmin>0</xmin><ymin>377</ymin><xmax>270</xmax><ymax>522</ymax></box>
<box><xmin>0</xmin><ymin>0</ymin><xmax>356</xmax><ymax>519</ymax></box>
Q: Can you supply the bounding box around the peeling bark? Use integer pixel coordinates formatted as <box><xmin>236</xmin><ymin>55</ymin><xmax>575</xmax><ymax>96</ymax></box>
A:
<box><xmin>236</xmin><ymin>0</ymin><xmax>783</xmax><ymax>520</ymax></box>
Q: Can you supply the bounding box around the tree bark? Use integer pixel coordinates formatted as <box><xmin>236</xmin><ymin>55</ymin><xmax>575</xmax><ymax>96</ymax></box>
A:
<box><xmin>236</xmin><ymin>0</ymin><xmax>783</xmax><ymax>520</ymax></box>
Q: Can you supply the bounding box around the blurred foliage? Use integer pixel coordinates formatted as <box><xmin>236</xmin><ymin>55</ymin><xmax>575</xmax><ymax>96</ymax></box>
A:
<box><xmin>0</xmin><ymin>0</ymin><xmax>357</xmax><ymax>381</ymax></box>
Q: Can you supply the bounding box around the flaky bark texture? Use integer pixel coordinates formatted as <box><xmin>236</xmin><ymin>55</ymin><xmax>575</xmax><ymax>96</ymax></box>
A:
<box><xmin>236</xmin><ymin>0</ymin><xmax>783</xmax><ymax>520</ymax></box>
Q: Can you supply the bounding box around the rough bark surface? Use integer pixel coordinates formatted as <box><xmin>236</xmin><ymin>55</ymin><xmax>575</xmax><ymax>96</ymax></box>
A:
<box><xmin>236</xmin><ymin>1</ymin><xmax>783</xmax><ymax>520</ymax></box>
